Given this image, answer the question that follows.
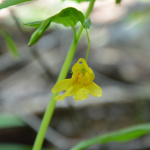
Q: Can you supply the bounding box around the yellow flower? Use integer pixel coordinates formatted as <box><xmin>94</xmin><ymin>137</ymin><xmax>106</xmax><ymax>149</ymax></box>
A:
<box><xmin>51</xmin><ymin>58</ymin><xmax>102</xmax><ymax>101</ymax></box>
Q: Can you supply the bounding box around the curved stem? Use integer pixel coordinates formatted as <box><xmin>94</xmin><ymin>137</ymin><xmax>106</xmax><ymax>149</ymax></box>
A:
<box><xmin>71</xmin><ymin>25</ymin><xmax>77</xmax><ymax>43</ymax></box>
<box><xmin>32</xmin><ymin>1</ymin><xmax>95</xmax><ymax>150</ymax></box>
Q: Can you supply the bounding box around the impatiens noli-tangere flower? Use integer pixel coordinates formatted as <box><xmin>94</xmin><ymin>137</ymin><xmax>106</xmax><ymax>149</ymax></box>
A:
<box><xmin>51</xmin><ymin>58</ymin><xmax>102</xmax><ymax>101</ymax></box>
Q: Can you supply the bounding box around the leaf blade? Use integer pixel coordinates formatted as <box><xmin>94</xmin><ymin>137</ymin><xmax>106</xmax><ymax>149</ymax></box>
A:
<box><xmin>0</xmin><ymin>0</ymin><xmax>32</xmax><ymax>10</ymax></box>
<box><xmin>0</xmin><ymin>114</ymin><xmax>25</xmax><ymax>128</ymax></box>
<box><xmin>23</xmin><ymin>20</ymin><xmax>43</xmax><ymax>28</ymax></box>
<box><xmin>25</xmin><ymin>7</ymin><xmax>88</xmax><ymax>46</ymax></box>
<box><xmin>84</xmin><ymin>18</ymin><xmax>91</xmax><ymax>29</ymax></box>
<box><xmin>28</xmin><ymin>17</ymin><xmax>52</xmax><ymax>46</ymax></box>
<box><xmin>62</xmin><ymin>0</ymin><xmax>90</xmax><ymax>3</ymax></box>
<box><xmin>116</xmin><ymin>0</ymin><xmax>121</xmax><ymax>4</ymax></box>
<box><xmin>71</xmin><ymin>123</ymin><xmax>150</xmax><ymax>150</ymax></box>
<box><xmin>0</xmin><ymin>27</ymin><xmax>19</xmax><ymax>58</ymax></box>
<box><xmin>0</xmin><ymin>144</ymin><xmax>55</xmax><ymax>150</ymax></box>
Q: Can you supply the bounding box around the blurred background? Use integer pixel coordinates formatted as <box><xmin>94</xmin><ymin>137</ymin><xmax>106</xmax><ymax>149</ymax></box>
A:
<box><xmin>0</xmin><ymin>0</ymin><xmax>150</xmax><ymax>149</ymax></box>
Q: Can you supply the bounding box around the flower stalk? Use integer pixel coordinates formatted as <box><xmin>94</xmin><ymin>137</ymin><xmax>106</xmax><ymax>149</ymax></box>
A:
<box><xmin>32</xmin><ymin>1</ymin><xmax>96</xmax><ymax>150</ymax></box>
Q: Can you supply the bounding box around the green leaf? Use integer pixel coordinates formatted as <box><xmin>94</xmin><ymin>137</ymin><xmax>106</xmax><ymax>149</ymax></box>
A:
<box><xmin>84</xmin><ymin>18</ymin><xmax>91</xmax><ymax>29</ymax></box>
<box><xmin>0</xmin><ymin>144</ymin><xmax>55</xmax><ymax>150</ymax></box>
<box><xmin>23</xmin><ymin>20</ymin><xmax>43</xmax><ymax>28</ymax></box>
<box><xmin>24</xmin><ymin>7</ymin><xmax>88</xmax><ymax>46</ymax></box>
<box><xmin>27</xmin><ymin>17</ymin><xmax>53</xmax><ymax>46</ymax></box>
<box><xmin>62</xmin><ymin>0</ymin><xmax>90</xmax><ymax>3</ymax></box>
<box><xmin>0</xmin><ymin>114</ymin><xmax>25</xmax><ymax>128</ymax></box>
<box><xmin>0</xmin><ymin>27</ymin><xmax>19</xmax><ymax>58</ymax></box>
<box><xmin>116</xmin><ymin>0</ymin><xmax>121</xmax><ymax>4</ymax></box>
<box><xmin>52</xmin><ymin>7</ymin><xmax>85</xmax><ymax>27</ymax></box>
<box><xmin>0</xmin><ymin>0</ymin><xmax>32</xmax><ymax>10</ymax></box>
<box><xmin>71</xmin><ymin>123</ymin><xmax>150</xmax><ymax>150</ymax></box>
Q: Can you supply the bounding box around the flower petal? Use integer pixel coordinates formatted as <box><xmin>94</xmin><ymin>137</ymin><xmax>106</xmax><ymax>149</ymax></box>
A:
<box><xmin>72</xmin><ymin>58</ymin><xmax>95</xmax><ymax>82</ymax></box>
<box><xmin>55</xmin><ymin>95</ymin><xmax>66</xmax><ymax>101</ymax></box>
<box><xmin>72</xmin><ymin>58</ymin><xmax>89</xmax><ymax>72</ymax></box>
<box><xmin>73</xmin><ymin>88</ymin><xmax>89</xmax><ymax>101</ymax></box>
<box><xmin>86</xmin><ymin>82</ymin><xmax>102</xmax><ymax>97</ymax></box>
<box><xmin>55</xmin><ymin>86</ymin><xmax>76</xmax><ymax>101</ymax></box>
<box><xmin>51</xmin><ymin>79</ymin><xmax>72</xmax><ymax>93</ymax></box>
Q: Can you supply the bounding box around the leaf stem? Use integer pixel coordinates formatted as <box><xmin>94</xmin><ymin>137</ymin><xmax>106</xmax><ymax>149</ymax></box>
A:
<box><xmin>71</xmin><ymin>25</ymin><xmax>77</xmax><ymax>43</ymax></box>
<box><xmin>32</xmin><ymin>1</ymin><xmax>95</xmax><ymax>150</ymax></box>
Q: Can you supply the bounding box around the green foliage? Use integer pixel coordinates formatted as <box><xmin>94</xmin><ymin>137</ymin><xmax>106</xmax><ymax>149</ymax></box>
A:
<box><xmin>71</xmin><ymin>123</ymin><xmax>150</xmax><ymax>150</ymax></box>
<box><xmin>84</xmin><ymin>18</ymin><xmax>91</xmax><ymax>29</ymax></box>
<box><xmin>0</xmin><ymin>144</ymin><xmax>55</xmax><ymax>150</ymax></box>
<box><xmin>0</xmin><ymin>114</ymin><xmax>25</xmax><ymax>128</ymax></box>
<box><xmin>24</xmin><ymin>20</ymin><xmax>43</xmax><ymax>28</ymax></box>
<box><xmin>27</xmin><ymin>17</ymin><xmax>52</xmax><ymax>46</ymax></box>
<box><xmin>0</xmin><ymin>27</ymin><xmax>19</xmax><ymax>58</ymax></box>
<box><xmin>116</xmin><ymin>0</ymin><xmax>121</xmax><ymax>4</ymax></box>
<box><xmin>62</xmin><ymin>0</ymin><xmax>90</xmax><ymax>3</ymax></box>
<box><xmin>0</xmin><ymin>0</ymin><xmax>32</xmax><ymax>10</ymax></box>
<box><xmin>24</xmin><ymin>7</ymin><xmax>91</xmax><ymax>46</ymax></box>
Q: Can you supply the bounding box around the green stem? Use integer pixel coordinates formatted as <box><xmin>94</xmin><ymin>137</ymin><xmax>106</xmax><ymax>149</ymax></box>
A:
<box><xmin>85</xmin><ymin>29</ymin><xmax>90</xmax><ymax>62</ymax></box>
<box><xmin>71</xmin><ymin>25</ymin><xmax>77</xmax><ymax>43</ymax></box>
<box><xmin>32</xmin><ymin>1</ymin><xmax>95</xmax><ymax>150</ymax></box>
